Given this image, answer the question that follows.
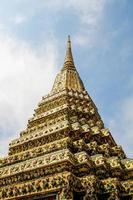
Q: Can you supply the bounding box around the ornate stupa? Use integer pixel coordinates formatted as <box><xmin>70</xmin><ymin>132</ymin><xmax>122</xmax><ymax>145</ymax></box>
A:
<box><xmin>0</xmin><ymin>36</ymin><xmax>133</xmax><ymax>200</ymax></box>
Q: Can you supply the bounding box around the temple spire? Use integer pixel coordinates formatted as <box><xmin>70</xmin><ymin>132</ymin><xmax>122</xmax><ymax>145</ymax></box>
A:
<box><xmin>63</xmin><ymin>35</ymin><xmax>75</xmax><ymax>69</ymax></box>
<box><xmin>51</xmin><ymin>35</ymin><xmax>85</xmax><ymax>93</ymax></box>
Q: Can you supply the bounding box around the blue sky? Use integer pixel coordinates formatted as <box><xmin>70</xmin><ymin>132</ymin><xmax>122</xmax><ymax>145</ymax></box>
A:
<box><xmin>0</xmin><ymin>0</ymin><xmax>133</xmax><ymax>157</ymax></box>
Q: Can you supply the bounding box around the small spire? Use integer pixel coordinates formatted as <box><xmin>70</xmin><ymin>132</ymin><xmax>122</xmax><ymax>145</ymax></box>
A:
<box><xmin>63</xmin><ymin>35</ymin><xmax>75</xmax><ymax>69</ymax></box>
<box><xmin>51</xmin><ymin>35</ymin><xmax>85</xmax><ymax>94</ymax></box>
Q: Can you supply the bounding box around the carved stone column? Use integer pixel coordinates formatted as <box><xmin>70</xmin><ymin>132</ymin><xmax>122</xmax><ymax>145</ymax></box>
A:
<box><xmin>83</xmin><ymin>188</ymin><xmax>98</xmax><ymax>200</ymax></box>
<box><xmin>82</xmin><ymin>176</ymin><xmax>98</xmax><ymax>200</ymax></box>
<box><xmin>59</xmin><ymin>187</ymin><xmax>73</xmax><ymax>200</ymax></box>
<box><xmin>107</xmin><ymin>191</ymin><xmax>120</xmax><ymax>200</ymax></box>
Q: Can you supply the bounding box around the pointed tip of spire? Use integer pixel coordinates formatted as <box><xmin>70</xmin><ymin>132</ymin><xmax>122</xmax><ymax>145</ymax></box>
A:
<box><xmin>67</xmin><ymin>35</ymin><xmax>71</xmax><ymax>52</ymax></box>
<box><xmin>51</xmin><ymin>35</ymin><xmax>85</xmax><ymax>94</ymax></box>
<box><xmin>68</xmin><ymin>35</ymin><xmax>70</xmax><ymax>42</ymax></box>
<box><xmin>63</xmin><ymin>35</ymin><xmax>75</xmax><ymax>70</ymax></box>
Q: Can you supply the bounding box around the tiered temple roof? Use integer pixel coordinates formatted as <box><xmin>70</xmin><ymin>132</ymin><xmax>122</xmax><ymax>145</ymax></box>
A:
<box><xmin>0</xmin><ymin>36</ymin><xmax>133</xmax><ymax>200</ymax></box>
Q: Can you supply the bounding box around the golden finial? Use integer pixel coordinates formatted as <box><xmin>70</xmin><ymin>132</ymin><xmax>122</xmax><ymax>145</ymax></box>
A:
<box><xmin>63</xmin><ymin>35</ymin><xmax>75</xmax><ymax>69</ymax></box>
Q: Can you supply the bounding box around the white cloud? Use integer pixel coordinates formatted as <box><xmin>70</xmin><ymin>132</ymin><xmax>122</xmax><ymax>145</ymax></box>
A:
<box><xmin>68</xmin><ymin>0</ymin><xmax>106</xmax><ymax>47</ymax></box>
<box><xmin>1</xmin><ymin>0</ymin><xmax>106</xmax><ymax>47</ymax></box>
<box><xmin>73</xmin><ymin>34</ymin><xmax>89</xmax><ymax>47</ymax></box>
<box><xmin>41</xmin><ymin>0</ymin><xmax>106</xmax><ymax>25</ymax></box>
<box><xmin>15</xmin><ymin>0</ymin><xmax>106</xmax><ymax>47</ymax></box>
<box><xmin>14</xmin><ymin>15</ymin><xmax>27</xmax><ymax>24</ymax></box>
<box><xmin>109</xmin><ymin>96</ymin><xmax>133</xmax><ymax>158</ymax></box>
<box><xmin>0</xmin><ymin>23</ymin><xmax>5</xmax><ymax>30</ymax></box>
<box><xmin>68</xmin><ymin>0</ymin><xmax>106</xmax><ymax>25</ymax></box>
<box><xmin>0</xmin><ymin>32</ymin><xmax>58</xmax><ymax>156</ymax></box>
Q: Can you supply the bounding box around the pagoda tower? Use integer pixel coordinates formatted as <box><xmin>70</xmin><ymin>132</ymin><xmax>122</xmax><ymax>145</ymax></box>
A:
<box><xmin>0</xmin><ymin>36</ymin><xmax>133</xmax><ymax>200</ymax></box>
